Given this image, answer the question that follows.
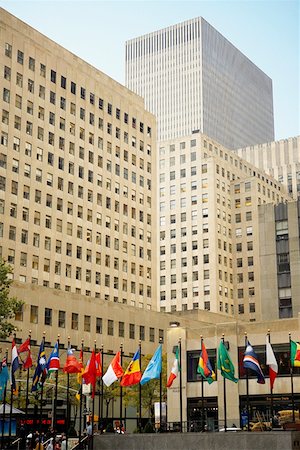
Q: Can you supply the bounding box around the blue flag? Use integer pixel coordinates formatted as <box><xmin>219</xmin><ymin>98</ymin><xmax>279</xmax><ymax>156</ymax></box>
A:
<box><xmin>243</xmin><ymin>340</ymin><xmax>265</xmax><ymax>384</ymax></box>
<box><xmin>140</xmin><ymin>345</ymin><xmax>162</xmax><ymax>385</ymax></box>
<box><xmin>32</xmin><ymin>339</ymin><xmax>48</xmax><ymax>392</ymax></box>
<box><xmin>0</xmin><ymin>357</ymin><xmax>9</xmax><ymax>401</ymax></box>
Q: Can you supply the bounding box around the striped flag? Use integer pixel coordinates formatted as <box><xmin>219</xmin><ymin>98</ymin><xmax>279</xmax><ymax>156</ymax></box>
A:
<box><xmin>10</xmin><ymin>339</ymin><xmax>19</xmax><ymax>392</ymax></box>
<box><xmin>243</xmin><ymin>340</ymin><xmax>265</xmax><ymax>384</ymax></box>
<box><xmin>266</xmin><ymin>337</ymin><xmax>278</xmax><ymax>389</ymax></box>
<box><xmin>47</xmin><ymin>341</ymin><xmax>60</xmax><ymax>373</ymax></box>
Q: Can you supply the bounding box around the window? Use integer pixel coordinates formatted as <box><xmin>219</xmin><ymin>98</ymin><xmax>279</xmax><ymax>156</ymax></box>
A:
<box><xmin>29</xmin><ymin>56</ymin><xmax>36</xmax><ymax>71</ymax></box>
<box><xmin>129</xmin><ymin>323</ymin><xmax>135</xmax><ymax>339</ymax></box>
<box><xmin>106</xmin><ymin>319</ymin><xmax>113</xmax><ymax>336</ymax></box>
<box><xmin>96</xmin><ymin>318</ymin><xmax>102</xmax><ymax>334</ymax></box>
<box><xmin>84</xmin><ymin>315</ymin><xmax>91</xmax><ymax>332</ymax></box>
<box><xmin>71</xmin><ymin>313</ymin><xmax>79</xmax><ymax>330</ymax></box>
<box><xmin>30</xmin><ymin>305</ymin><xmax>38</xmax><ymax>324</ymax></box>
<box><xmin>44</xmin><ymin>308</ymin><xmax>52</xmax><ymax>326</ymax></box>
<box><xmin>58</xmin><ymin>311</ymin><xmax>65</xmax><ymax>328</ymax></box>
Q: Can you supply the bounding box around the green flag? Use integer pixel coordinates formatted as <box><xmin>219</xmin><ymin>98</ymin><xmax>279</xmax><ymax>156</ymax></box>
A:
<box><xmin>217</xmin><ymin>341</ymin><xmax>238</xmax><ymax>383</ymax></box>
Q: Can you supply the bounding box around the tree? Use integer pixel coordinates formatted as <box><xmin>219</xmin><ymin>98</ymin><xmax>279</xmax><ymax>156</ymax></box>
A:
<box><xmin>0</xmin><ymin>259</ymin><xmax>24</xmax><ymax>338</ymax></box>
<box><xmin>123</xmin><ymin>353</ymin><xmax>167</xmax><ymax>419</ymax></box>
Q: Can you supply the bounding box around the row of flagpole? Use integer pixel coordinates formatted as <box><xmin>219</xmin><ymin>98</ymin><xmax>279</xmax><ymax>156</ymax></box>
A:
<box><xmin>0</xmin><ymin>329</ymin><xmax>299</xmax><ymax>445</ymax></box>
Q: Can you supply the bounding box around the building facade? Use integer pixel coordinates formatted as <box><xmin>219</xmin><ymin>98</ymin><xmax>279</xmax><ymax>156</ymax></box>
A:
<box><xmin>158</xmin><ymin>133</ymin><xmax>290</xmax><ymax>321</ymax></box>
<box><xmin>125</xmin><ymin>17</ymin><xmax>274</xmax><ymax>149</ymax></box>
<box><xmin>236</xmin><ymin>136</ymin><xmax>300</xmax><ymax>199</ymax></box>
<box><xmin>259</xmin><ymin>199</ymin><xmax>300</xmax><ymax>320</ymax></box>
<box><xmin>0</xmin><ymin>8</ymin><xmax>157</xmax><ymax>311</ymax></box>
<box><xmin>167</xmin><ymin>316</ymin><xmax>300</xmax><ymax>428</ymax></box>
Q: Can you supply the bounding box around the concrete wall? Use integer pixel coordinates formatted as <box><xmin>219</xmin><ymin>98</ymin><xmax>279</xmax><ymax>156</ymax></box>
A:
<box><xmin>94</xmin><ymin>431</ymin><xmax>300</xmax><ymax>450</ymax></box>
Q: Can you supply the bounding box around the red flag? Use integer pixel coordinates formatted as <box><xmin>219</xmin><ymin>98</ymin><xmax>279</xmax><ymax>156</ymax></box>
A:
<box><xmin>82</xmin><ymin>350</ymin><xmax>97</xmax><ymax>398</ymax></box>
<box><xmin>18</xmin><ymin>338</ymin><xmax>32</xmax><ymax>369</ymax></box>
<box><xmin>64</xmin><ymin>346</ymin><xmax>82</xmax><ymax>374</ymax></box>
<box><xmin>96</xmin><ymin>352</ymin><xmax>102</xmax><ymax>377</ymax></box>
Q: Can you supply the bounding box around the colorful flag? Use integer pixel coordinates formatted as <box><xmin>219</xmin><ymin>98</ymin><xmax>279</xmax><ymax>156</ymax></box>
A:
<box><xmin>32</xmin><ymin>339</ymin><xmax>48</xmax><ymax>392</ymax></box>
<box><xmin>290</xmin><ymin>340</ymin><xmax>300</xmax><ymax>367</ymax></box>
<box><xmin>47</xmin><ymin>341</ymin><xmax>60</xmax><ymax>373</ymax></box>
<box><xmin>217</xmin><ymin>340</ymin><xmax>238</xmax><ymax>383</ymax></box>
<box><xmin>140</xmin><ymin>345</ymin><xmax>162</xmax><ymax>386</ymax></box>
<box><xmin>96</xmin><ymin>352</ymin><xmax>102</xmax><ymax>378</ymax></box>
<box><xmin>10</xmin><ymin>339</ymin><xmax>19</xmax><ymax>391</ymax></box>
<box><xmin>121</xmin><ymin>349</ymin><xmax>142</xmax><ymax>387</ymax></box>
<box><xmin>63</xmin><ymin>346</ymin><xmax>82</xmax><ymax>374</ymax></box>
<box><xmin>167</xmin><ymin>346</ymin><xmax>180</xmax><ymax>388</ymax></box>
<box><xmin>76</xmin><ymin>348</ymin><xmax>85</xmax><ymax>384</ymax></box>
<box><xmin>82</xmin><ymin>350</ymin><xmax>98</xmax><ymax>398</ymax></box>
<box><xmin>197</xmin><ymin>341</ymin><xmax>216</xmax><ymax>384</ymax></box>
<box><xmin>266</xmin><ymin>337</ymin><xmax>278</xmax><ymax>389</ymax></box>
<box><xmin>102</xmin><ymin>352</ymin><xmax>123</xmax><ymax>387</ymax></box>
<box><xmin>0</xmin><ymin>356</ymin><xmax>9</xmax><ymax>401</ymax></box>
<box><xmin>18</xmin><ymin>338</ymin><xmax>32</xmax><ymax>369</ymax></box>
<box><xmin>243</xmin><ymin>340</ymin><xmax>265</xmax><ymax>384</ymax></box>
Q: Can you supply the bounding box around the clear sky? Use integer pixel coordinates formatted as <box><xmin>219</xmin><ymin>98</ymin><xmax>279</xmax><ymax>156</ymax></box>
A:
<box><xmin>0</xmin><ymin>0</ymin><xmax>299</xmax><ymax>141</ymax></box>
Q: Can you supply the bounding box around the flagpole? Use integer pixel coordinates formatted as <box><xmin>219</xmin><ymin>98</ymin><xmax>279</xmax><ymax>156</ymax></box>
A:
<box><xmin>91</xmin><ymin>341</ymin><xmax>96</xmax><ymax>450</ymax></box>
<box><xmin>244</xmin><ymin>332</ymin><xmax>250</xmax><ymax>432</ymax></box>
<box><xmin>66</xmin><ymin>337</ymin><xmax>70</xmax><ymax>450</ymax></box>
<box><xmin>25</xmin><ymin>330</ymin><xmax>31</xmax><ymax>420</ymax></box>
<box><xmin>9</xmin><ymin>332</ymin><xmax>16</xmax><ymax>443</ymax></box>
<box><xmin>39</xmin><ymin>332</ymin><xmax>46</xmax><ymax>445</ymax></box>
<box><xmin>200</xmin><ymin>336</ymin><xmax>204</xmax><ymax>432</ymax></box>
<box><xmin>78</xmin><ymin>339</ymin><xmax>84</xmax><ymax>449</ymax></box>
<box><xmin>159</xmin><ymin>338</ymin><xmax>162</xmax><ymax>432</ymax></box>
<box><xmin>179</xmin><ymin>337</ymin><xmax>183</xmax><ymax>433</ymax></box>
<box><xmin>53</xmin><ymin>335</ymin><xmax>60</xmax><ymax>435</ymax></box>
<box><xmin>100</xmin><ymin>344</ymin><xmax>104</xmax><ymax>429</ymax></box>
<box><xmin>222</xmin><ymin>334</ymin><xmax>227</xmax><ymax>432</ymax></box>
<box><xmin>1</xmin><ymin>349</ymin><xmax>8</xmax><ymax>450</ymax></box>
<box><xmin>139</xmin><ymin>340</ymin><xmax>142</xmax><ymax>433</ymax></box>
<box><xmin>120</xmin><ymin>343</ymin><xmax>123</xmax><ymax>431</ymax></box>
<box><xmin>267</xmin><ymin>329</ymin><xmax>274</xmax><ymax>419</ymax></box>
<box><xmin>289</xmin><ymin>333</ymin><xmax>295</xmax><ymax>423</ymax></box>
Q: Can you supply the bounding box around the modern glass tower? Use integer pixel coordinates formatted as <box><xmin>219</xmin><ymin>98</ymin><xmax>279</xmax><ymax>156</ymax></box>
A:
<box><xmin>125</xmin><ymin>17</ymin><xmax>275</xmax><ymax>150</ymax></box>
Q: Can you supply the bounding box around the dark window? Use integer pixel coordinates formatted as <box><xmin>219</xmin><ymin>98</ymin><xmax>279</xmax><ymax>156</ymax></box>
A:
<box><xmin>187</xmin><ymin>349</ymin><xmax>217</xmax><ymax>382</ymax></box>
<box><xmin>61</xmin><ymin>76</ymin><xmax>66</xmax><ymax>89</ymax></box>
<box><xmin>71</xmin><ymin>81</ymin><xmax>76</xmax><ymax>95</ymax></box>
<box><xmin>51</xmin><ymin>70</ymin><xmax>56</xmax><ymax>83</ymax></box>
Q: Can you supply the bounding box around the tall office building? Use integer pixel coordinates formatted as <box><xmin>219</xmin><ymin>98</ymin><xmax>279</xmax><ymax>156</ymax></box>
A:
<box><xmin>236</xmin><ymin>136</ymin><xmax>300</xmax><ymax>199</ymax></box>
<box><xmin>158</xmin><ymin>132</ymin><xmax>289</xmax><ymax>320</ymax></box>
<box><xmin>125</xmin><ymin>17</ymin><xmax>274</xmax><ymax>149</ymax></box>
<box><xmin>0</xmin><ymin>8</ymin><xmax>157</xmax><ymax>315</ymax></box>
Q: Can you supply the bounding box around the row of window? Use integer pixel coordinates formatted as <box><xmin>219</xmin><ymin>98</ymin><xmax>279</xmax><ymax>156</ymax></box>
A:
<box><xmin>15</xmin><ymin>305</ymin><xmax>163</xmax><ymax>341</ymax></box>
<box><xmin>4</xmin><ymin>44</ymin><xmax>152</xmax><ymax>136</ymax></box>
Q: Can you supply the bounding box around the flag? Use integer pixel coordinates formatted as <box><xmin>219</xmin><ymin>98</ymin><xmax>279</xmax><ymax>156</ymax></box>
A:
<box><xmin>243</xmin><ymin>340</ymin><xmax>265</xmax><ymax>384</ymax></box>
<box><xmin>102</xmin><ymin>352</ymin><xmax>123</xmax><ymax>387</ymax></box>
<box><xmin>197</xmin><ymin>341</ymin><xmax>216</xmax><ymax>384</ymax></box>
<box><xmin>32</xmin><ymin>339</ymin><xmax>48</xmax><ymax>392</ymax></box>
<box><xmin>47</xmin><ymin>341</ymin><xmax>60</xmax><ymax>373</ymax></box>
<box><xmin>63</xmin><ymin>346</ymin><xmax>82</xmax><ymax>374</ymax></box>
<box><xmin>167</xmin><ymin>346</ymin><xmax>180</xmax><ymax>388</ymax></box>
<box><xmin>140</xmin><ymin>345</ymin><xmax>162</xmax><ymax>386</ymax></box>
<box><xmin>121</xmin><ymin>349</ymin><xmax>142</xmax><ymax>387</ymax></box>
<box><xmin>0</xmin><ymin>356</ymin><xmax>9</xmax><ymax>401</ymax></box>
<box><xmin>290</xmin><ymin>340</ymin><xmax>300</xmax><ymax>367</ymax></box>
<box><xmin>217</xmin><ymin>340</ymin><xmax>238</xmax><ymax>383</ymax></box>
<box><xmin>10</xmin><ymin>339</ymin><xmax>19</xmax><ymax>391</ymax></box>
<box><xmin>82</xmin><ymin>350</ymin><xmax>98</xmax><ymax>398</ymax></box>
<box><xmin>266</xmin><ymin>337</ymin><xmax>278</xmax><ymax>389</ymax></box>
<box><xmin>18</xmin><ymin>338</ymin><xmax>32</xmax><ymax>369</ymax></box>
<box><xmin>96</xmin><ymin>352</ymin><xmax>102</xmax><ymax>378</ymax></box>
<box><xmin>76</xmin><ymin>348</ymin><xmax>85</xmax><ymax>384</ymax></box>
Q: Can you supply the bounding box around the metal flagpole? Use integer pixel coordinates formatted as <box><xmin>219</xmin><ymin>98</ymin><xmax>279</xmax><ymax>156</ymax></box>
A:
<box><xmin>25</xmin><ymin>330</ymin><xmax>31</xmax><ymax>420</ymax></box>
<box><xmin>53</xmin><ymin>335</ymin><xmax>60</xmax><ymax>436</ymax></box>
<box><xmin>39</xmin><ymin>332</ymin><xmax>46</xmax><ymax>444</ymax></box>
<box><xmin>200</xmin><ymin>336</ymin><xmax>204</xmax><ymax>432</ymax></box>
<box><xmin>1</xmin><ymin>349</ymin><xmax>8</xmax><ymax>450</ymax></box>
<box><xmin>9</xmin><ymin>333</ymin><xmax>16</xmax><ymax>443</ymax></box>
<box><xmin>66</xmin><ymin>337</ymin><xmax>70</xmax><ymax>450</ymax></box>
<box><xmin>179</xmin><ymin>337</ymin><xmax>183</xmax><ymax>433</ymax></box>
<box><xmin>139</xmin><ymin>340</ymin><xmax>142</xmax><ymax>433</ymax></box>
<box><xmin>267</xmin><ymin>330</ymin><xmax>274</xmax><ymax>419</ymax></box>
<box><xmin>222</xmin><ymin>334</ymin><xmax>227</xmax><ymax>432</ymax></box>
<box><xmin>120</xmin><ymin>343</ymin><xmax>123</xmax><ymax>431</ymax></box>
<box><xmin>92</xmin><ymin>341</ymin><xmax>96</xmax><ymax>450</ymax></box>
<box><xmin>289</xmin><ymin>333</ymin><xmax>295</xmax><ymax>423</ymax></box>
<box><xmin>159</xmin><ymin>338</ymin><xmax>162</xmax><ymax>432</ymax></box>
<box><xmin>245</xmin><ymin>332</ymin><xmax>250</xmax><ymax>432</ymax></box>
<box><xmin>100</xmin><ymin>344</ymin><xmax>104</xmax><ymax>430</ymax></box>
<box><xmin>78</xmin><ymin>339</ymin><xmax>84</xmax><ymax>449</ymax></box>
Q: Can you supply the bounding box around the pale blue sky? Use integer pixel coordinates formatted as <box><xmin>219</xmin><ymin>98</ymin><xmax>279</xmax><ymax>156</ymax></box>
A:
<box><xmin>0</xmin><ymin>0</ymin><xmax>299</xmax><ymax>140</ymax></box>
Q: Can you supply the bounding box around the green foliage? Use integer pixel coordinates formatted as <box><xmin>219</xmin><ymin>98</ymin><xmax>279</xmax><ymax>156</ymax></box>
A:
<box><xmin>143</xmin><ymin>421</ymin><xmax>154</xmax><ymax>433</ymax></box>
<box><xmin>0</xmin><ymin>259</ymin><xmax>24</xmax><ymax>338</ymax></box>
